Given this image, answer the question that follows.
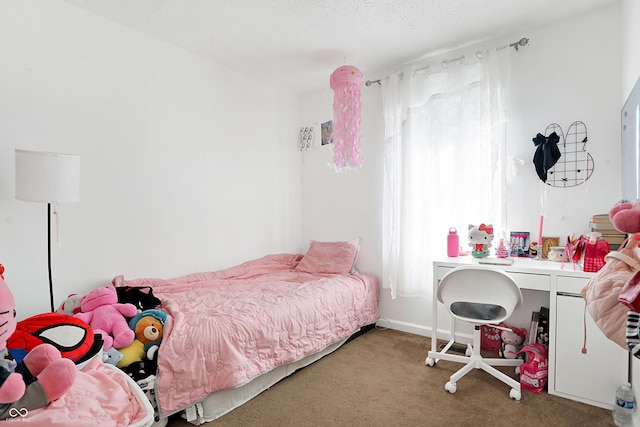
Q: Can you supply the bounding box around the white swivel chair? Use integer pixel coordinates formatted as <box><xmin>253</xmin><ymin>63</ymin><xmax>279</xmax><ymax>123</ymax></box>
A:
<box><xmin>426</xmin><ymin>265</ymin><xmax>524</xmax><ymax>400</ymax></box>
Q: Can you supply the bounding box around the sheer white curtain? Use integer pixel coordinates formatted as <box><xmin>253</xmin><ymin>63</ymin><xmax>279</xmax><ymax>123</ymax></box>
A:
<box><xmin>381</xmin><ymin>47</ymin><xmax>512</xmax><ymax>299</ymax></box>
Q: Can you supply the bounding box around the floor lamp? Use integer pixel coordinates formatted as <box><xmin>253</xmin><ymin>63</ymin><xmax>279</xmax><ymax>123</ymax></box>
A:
<box><xmin>15</xmin><ymin>149</ymin><xmax>80</xmax><ymax>312</ymax></box>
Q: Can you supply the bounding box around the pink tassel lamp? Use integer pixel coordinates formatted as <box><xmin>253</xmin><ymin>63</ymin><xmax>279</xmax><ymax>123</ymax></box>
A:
<box><xmin>330</xmin><ymin>65</ymin><xmax>364</xmax><ymax>171</ymax></box>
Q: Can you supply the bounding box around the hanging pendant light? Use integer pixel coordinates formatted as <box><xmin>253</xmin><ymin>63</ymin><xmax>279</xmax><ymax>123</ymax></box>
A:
<box><xmin>330</xmin><ymin>65</ymin><xmax>364</xmax><ymax>172</ymax></box>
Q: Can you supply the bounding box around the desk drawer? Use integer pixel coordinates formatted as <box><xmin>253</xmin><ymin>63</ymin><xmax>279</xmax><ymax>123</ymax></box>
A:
<box><xmin>435</xmin><ymin>266</ymin><xmax>550</xmax><ymax>291</ymax></box>
<box><xmin>557</xmin><ymin>276</ymin><xmax>589</xmax><ymax>294</ymax></box>
<box><xmin>508</xmin><ymin>272</ymin><xmax>550</xmax><ymax>291</ymax></box>
<box><xmin>435</xmin><ymin>266</ymin><xmax>454</xmax><ymax>281</ymax></box>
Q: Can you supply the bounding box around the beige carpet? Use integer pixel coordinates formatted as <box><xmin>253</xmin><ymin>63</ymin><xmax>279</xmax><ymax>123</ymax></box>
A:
<box><xmin>166</xmin><ymin>328</ymin><xmax>614</xmax><ymax>427</ymax></box>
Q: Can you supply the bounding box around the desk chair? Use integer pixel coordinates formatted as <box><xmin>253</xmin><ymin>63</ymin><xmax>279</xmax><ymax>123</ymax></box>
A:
<box><xmin>426</xmin><ymin>265</ymin><xmax>524</xmax><ymax>400</ymax></box>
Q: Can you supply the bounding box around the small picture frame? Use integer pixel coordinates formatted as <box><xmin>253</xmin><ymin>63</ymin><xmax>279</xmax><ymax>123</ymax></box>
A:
<box><xmin>321</xmin><ymin>120</ymin><xmax>333</xmax><ymax>146</ymax></box>
<box><xmin>541</xmin><ymin>237</ymin><xmax>560</xmax><ymax>259</ymax></box>
<box><xmin>509</xmin><ymin>231</ymin><xmax>530</xmax><ymax>257</ymax></box>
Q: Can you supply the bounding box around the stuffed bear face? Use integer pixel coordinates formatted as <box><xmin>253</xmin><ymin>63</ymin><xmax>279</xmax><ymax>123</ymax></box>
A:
<box><xmin>134</xmin><ymin>316</ymin><xmax>163</xmax><ymax>345</ymax></box>
<box><xmin>0</xmin><ymin>278</ymin><xmax>17</xmax><ymax>350</ymax></box>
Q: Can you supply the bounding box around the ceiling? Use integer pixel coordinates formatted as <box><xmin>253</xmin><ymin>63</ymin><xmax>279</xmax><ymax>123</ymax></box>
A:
<box><xmin>61</xmin><ymin>0</ymin><xmax>617</xmax><ymax>94</ymax></box>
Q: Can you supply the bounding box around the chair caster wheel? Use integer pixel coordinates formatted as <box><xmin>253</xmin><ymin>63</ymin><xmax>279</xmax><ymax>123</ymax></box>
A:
<box><xmin>445</xmin><ymin>382</ymin><xmax>457</xmax><ymax>394</ymax></box>
<box><xmin>425</xmin><ymin>357</ymin><xmax>435</xmax><ymax>367</ymax></box>
<box><xmin>515</xmin><ymin>366</ymin><xmax>520</xmax><ymax>375</ymax></box>
<box><xmin>465</xmin><ymin>347</ymin><xmax>472</xmax><ymax>357</ymax></box>
<box><xmin>509</xmin><ymin>388</ymin><xmax>521</xmax><ymax>401</ymax></box>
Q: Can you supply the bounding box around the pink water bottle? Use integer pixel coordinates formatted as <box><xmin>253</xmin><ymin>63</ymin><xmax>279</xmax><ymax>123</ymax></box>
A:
<box><xmin>447</xmin><ymin>227</ymin><xmax>459</xmax><ymax>257</ymax></box>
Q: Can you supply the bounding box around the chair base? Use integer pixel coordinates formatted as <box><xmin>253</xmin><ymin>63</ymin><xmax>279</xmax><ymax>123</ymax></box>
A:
<box><xmin>426</xmin><ymin>326</ymin><xmax>523</xmax><ymax>400</ymax></box>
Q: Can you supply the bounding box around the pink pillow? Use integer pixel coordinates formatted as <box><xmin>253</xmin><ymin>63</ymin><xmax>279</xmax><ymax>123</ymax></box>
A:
<box><xmin>295</xmin><ymin>239</ymin><xmax>360</xmax><ymax>274</ymax></box>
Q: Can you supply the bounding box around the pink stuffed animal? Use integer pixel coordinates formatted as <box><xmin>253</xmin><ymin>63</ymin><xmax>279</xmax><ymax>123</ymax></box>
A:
<box><xmin>0</xmin><ymin>273</ymin><xmax>76</xmax><ymax>420</ymax></box>
<box><xmin>609</xmin><ymin>199</ymin><xmax>640</xmax><ymax>239</ymax></box>
<box><xmin>75</xmin><ymin>286</ymin><xmax>137</xmax><ymax>350</ymax></box>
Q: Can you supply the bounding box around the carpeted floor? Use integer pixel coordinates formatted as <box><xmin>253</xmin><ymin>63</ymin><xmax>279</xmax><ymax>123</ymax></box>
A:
<box><xmin>166</xmin><ymin>327</ymin><xmax>614</xmax><ymax>426</ymax></box>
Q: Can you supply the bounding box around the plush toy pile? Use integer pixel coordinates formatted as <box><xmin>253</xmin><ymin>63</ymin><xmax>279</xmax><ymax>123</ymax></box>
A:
<box><xmin>56</xmin><ymin>281</ymin><xmax>166</xmax><ymax>422</ymax></box>
<box><xmin>0</xmin><ymin>269</ymin><xmax>77</xmax><ymax>420</ymax></box>
<box><xmin>57</xmin><ymin>282</ymin><xmax>165</xmax><ymax>381</ymax></box>
<box><xmin>2</xmin><ymin>261</ymin><xmax>166</xmax><ymax>420</ymax></box>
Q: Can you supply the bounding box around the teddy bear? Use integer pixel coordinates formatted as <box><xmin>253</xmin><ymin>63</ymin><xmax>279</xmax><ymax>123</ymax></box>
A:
<box><xmin>117</xmin><ymin>309</ymin><xmax>167</xmax><ymax>368</ymax></box>
<box><xmin>74</xmin><ymin>286</ymin><xmax>138</xmax><ymax>350</ymax></box>
<box><xmin>609</xmin><ymin>199</ymin><xmax>640</xmax><ymax>239</ymax></box>
<box><xmin>0</xmin><ymin>273</ymin><xmax>76</xmax><ymax>420</ymax></box>
<box><xmin>468</xmin><ymin>223</ymin><xmax>494</xmax><ymax>258</ymax></box>
<box><xmin>129</xmin><ymin>310</ymin><xmax>167</xmax><ymax>350</ymax></box>
<box><xmin>102</xmin><ymin>347</ymin><xmax>124</xmax><ymax>366</ymax></box>
<box><xmin>499</xmin><ymin>326</ymin><xmax>527</xmax><ymax>359</ymax></box>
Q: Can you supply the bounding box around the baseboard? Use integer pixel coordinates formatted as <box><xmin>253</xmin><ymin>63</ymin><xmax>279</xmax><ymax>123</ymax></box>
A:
<box><xmin>376</xmin><ymin>318</ymin><xmax>431</xmax><ymax>336</ymax></box>
<box><xmin>376</xmin><ymin>318</ymin><xmax>472</xmax><ymax>343</ymax></box>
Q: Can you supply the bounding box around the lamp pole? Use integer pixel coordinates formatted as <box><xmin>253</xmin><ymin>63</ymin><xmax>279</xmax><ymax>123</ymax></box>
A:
<box><xmin>47</xmin><ymin>203</ymin><xmax>54</xmax><ymax>312</ymax></box>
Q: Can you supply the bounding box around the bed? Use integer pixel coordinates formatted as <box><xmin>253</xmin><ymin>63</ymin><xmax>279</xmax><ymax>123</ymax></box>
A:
<box><xmin>117</xmin><ymin>243</ymin><xmax>379</xmax><ymax>425</ymax></box>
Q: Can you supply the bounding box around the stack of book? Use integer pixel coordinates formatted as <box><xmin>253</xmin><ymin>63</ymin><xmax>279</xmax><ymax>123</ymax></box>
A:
<box><xmin>590</xmin><ymin>213</ymin><xmax>627</xmax><ymax>250</ymax></box>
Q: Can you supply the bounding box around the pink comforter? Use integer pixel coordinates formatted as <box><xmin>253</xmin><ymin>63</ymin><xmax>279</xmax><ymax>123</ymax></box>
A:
<box><xmin>121</xmin><ymin>254</ymin><xmax>379</xmax><ymax>416</ymax></box>
<box><xmin>0</xmin><ymin>357</ymin><xmax>152</xmax><ymax>426</ymax></box>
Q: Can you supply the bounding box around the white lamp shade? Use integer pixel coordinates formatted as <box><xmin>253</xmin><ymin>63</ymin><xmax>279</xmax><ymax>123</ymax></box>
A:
<box><xmin>15</xmin><ymin>149</ymin><xmax>80</xmax><ymax>203</ymax></box>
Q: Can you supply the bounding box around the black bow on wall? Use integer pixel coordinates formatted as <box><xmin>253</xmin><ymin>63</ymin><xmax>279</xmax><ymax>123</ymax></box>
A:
<box><xmin>532</xmin><ymin>131</ymin><xmax>562</xmax><ymax>182</ymax></box>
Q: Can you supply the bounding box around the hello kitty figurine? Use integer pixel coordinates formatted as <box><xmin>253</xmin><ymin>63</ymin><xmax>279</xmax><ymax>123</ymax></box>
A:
<box><xmin>468</xmin><ymin>223</ymin><xmax>494</xmax><ymax>258</ymax></box>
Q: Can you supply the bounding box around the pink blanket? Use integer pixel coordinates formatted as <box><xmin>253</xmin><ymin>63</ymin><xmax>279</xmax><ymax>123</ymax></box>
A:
<box><xmin>121</xmin><ymin>254</ymin><xmax>379</xmax><ymax>416</ymax></box>
<box><xmin>0</xmin><ymin>357</ymin><xmax>152</xmax><ymax>426</ymax></box>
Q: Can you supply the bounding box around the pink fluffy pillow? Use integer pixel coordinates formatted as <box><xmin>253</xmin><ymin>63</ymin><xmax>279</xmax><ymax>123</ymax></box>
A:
<box><xmin>295</xmin><ymin>239</ymin><xmax>360</xmax><ymax>274</ymax></box>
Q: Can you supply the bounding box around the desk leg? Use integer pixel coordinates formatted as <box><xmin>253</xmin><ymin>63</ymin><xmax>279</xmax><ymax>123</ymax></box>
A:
<box><xmin>427</xmin><ymin>275</ymin><xmax>459</xmax><ymax>366</ymax></box>
<box><xmin>431</xmin><ymin>285</ymin><xmax>438</xmax><ymax>354</ymax></box>
<box><xmin>426</xmin><ymin>275</ymin><xmax>440</xmax><ymax>366</ymax></box>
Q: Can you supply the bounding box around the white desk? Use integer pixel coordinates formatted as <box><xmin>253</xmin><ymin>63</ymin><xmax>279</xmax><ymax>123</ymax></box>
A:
<box><xmin>428</xmin><ymin>256</ymin><xmax>627</xmax><ymax>409</ymax></box>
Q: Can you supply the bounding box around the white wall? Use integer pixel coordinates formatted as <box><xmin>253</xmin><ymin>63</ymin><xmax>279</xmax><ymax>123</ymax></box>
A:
<box><xmin>298</xmin><ymin>87</ymin><xmax>384</xmax><ymax>278</ymax></box>
<box><xmin>300</xmin><ymin>3</ymin><xmax>622</xmax><ymax>335</ymax></box>
<box><xmin>622</xmin><ymin>0</ymin><xmax>640</xmax><ymax>97</ymax></box>
<box><xmin>0</xmin><ymin>0</ymin><xmax>302</xmax><ymax>318</ymax></box>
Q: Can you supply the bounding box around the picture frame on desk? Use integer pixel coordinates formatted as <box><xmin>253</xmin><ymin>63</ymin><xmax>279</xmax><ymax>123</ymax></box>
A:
<box><xmin>509</xmin><ymin>231</ymin><xmax>530</xmax><ymax>257</ymax></box>
<box><xmin>541</xmin><ymin>237</ymin><xmax>560</xmax><ymax>259</ymax></box>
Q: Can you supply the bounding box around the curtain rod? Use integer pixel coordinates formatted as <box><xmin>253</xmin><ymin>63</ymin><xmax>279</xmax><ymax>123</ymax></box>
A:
<box><xmin>365</xmin><ymin>37</ymin><xmax>530</xmax><ymax>87</ymax></box>
<box><xmin>503</xmin><ymin>37</ymin><xmax>530</xmax><ymax>51</ymax></box>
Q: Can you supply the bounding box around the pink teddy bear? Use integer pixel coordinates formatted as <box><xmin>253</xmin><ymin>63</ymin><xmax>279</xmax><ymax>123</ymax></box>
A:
<box><xmin>75</xmin><ymin>286</ymin><xmax>137</xmax><ymax>350</ymax></box>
